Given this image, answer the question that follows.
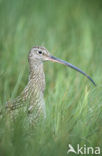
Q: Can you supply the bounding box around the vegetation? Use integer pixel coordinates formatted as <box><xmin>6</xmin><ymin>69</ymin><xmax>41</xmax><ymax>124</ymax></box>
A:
<box><xmin>0</xmin><ymin>0</ymin><xmax>102</xmax><ymax>155</ymax></box>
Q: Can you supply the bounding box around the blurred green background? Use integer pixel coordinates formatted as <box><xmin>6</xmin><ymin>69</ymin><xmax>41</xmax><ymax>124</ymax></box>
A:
<box><xmin>0</xmin><ymin>0</ymin><xmax>102</xmax><ymax>156</ymax></box>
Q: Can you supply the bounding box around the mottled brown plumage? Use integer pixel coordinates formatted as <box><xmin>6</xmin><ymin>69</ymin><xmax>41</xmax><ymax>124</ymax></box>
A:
<box><xmin>6</xmin><ymin>46</ymin><xmax>96</xmax><ymax>120</ymax></box>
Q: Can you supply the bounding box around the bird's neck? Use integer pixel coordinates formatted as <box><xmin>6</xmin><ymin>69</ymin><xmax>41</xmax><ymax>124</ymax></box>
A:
<box><xmin>21</xmin><ymin>61</ymin><xmax>46</xmax><ymax>118</ymax></box>
<box><xmin>28</xmin><ymin>61</ymin><xmax>45</xmax><ymax>93</ymax></box>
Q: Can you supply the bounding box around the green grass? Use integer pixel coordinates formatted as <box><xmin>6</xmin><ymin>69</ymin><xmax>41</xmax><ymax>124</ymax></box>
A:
<box><xmin>0</xmin><ymin>0</ymin><xmax>102</xmax><ymax>156</ymax></box>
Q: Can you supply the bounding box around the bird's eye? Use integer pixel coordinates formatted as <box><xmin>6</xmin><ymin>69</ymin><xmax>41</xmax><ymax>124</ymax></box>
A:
<box><xmin>38</xmin><ymin>51</ymin><xmax>42</xmax><ymax>54</ymax></box>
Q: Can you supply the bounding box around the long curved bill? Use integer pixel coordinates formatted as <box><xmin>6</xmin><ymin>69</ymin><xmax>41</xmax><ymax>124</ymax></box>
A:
<box><xmin>49</xmin><ymin>56</ymin><xmax>96</xmax><ymax>86</ymax></box>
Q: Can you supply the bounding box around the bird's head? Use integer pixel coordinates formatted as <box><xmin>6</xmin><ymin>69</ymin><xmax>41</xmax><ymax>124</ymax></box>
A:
<box><xmin>28</xmin><ymin>46</ymin><xmax>51</xmax><ymax>62</ymax></box>
<box><xmin>28</xmin><ymin>46</ymin><xmax>96</xmax><ymax>86</ymax></box>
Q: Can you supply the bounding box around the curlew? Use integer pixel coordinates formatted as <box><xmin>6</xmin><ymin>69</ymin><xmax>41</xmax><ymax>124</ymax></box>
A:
<box><xmin>6</xmin><ymin>46</ymin><xmax>96</xmax><ymax>120</ymax></box>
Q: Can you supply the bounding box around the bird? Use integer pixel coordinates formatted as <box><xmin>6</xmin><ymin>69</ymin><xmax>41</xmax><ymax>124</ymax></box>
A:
<box><xmin>6</xmin><ymin>46</ymin><xmax>96</xmax><ymax>121</ymax></box>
